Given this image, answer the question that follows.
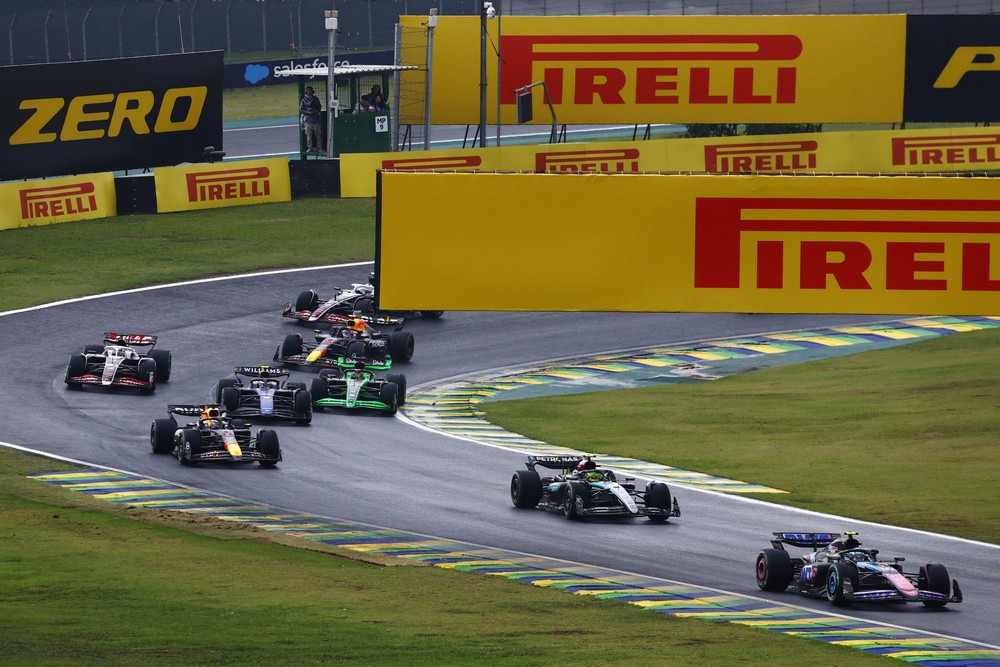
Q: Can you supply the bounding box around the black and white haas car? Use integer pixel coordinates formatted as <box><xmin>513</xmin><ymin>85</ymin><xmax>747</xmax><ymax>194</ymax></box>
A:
<box><xmin>215</xmin><ymin>366</ymin><xmax>312</xmax><ymax>424</ymax></box>
<box><xmin>282</xmin><ymin>273</ymin><xmax>443</xmax><ymax>325</ymax></box>
<box><xmin>511</xmin><ymin>455</ymin><xmax>680</xmax><ymax>521</ymax></box>
<box><xmin>755</xmin><ymin>531</ymin><xmax>962</xmax><ymax>607</ymax></box>
<box><xmin>65</xmin><ymin>332</ymin><xmax>172</xmax><ymax>392</ymax></box>
<box><xmin>150</xmin><ymin>404</ymin><xmax>282</xmax><ymax>467</ymax></box>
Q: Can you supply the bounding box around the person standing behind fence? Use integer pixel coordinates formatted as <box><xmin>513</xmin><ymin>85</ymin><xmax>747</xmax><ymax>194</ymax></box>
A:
<box><xmin>300</xmin><ymin>86</ymin><xmax>322</xmax><ymax>152</ymax></box>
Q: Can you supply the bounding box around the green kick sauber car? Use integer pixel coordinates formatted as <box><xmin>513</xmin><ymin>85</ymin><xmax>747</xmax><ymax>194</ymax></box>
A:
<box><xmin>309</xmin><ymin>357</ymin><xmax>406</xmax><ymax>415</ymax></box>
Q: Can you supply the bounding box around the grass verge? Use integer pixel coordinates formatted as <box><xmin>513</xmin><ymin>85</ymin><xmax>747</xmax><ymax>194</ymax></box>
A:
<box><xmin>0</xmin><ymin>199</ymin><xmax>374</xmax><ymax>312</ymax></box>
<box><xmin>0</xmin><ymin>448</ymin><xmax>886</xmax><ymax>666</ymax></box>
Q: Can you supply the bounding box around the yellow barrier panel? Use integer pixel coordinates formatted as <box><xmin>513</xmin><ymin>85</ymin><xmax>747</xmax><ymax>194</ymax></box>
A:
<box><xmin>154</xmin><ymin>158</ymin><xmax>291</xmax><ymax>213</ymax></box>
<box><xmin>402</xmin><ymin>15</ymin><xmax>906</xmax><ymax>125</ymax></box>
<box><xmin>377</xmin><ymin>171</ymin><xmax>1000</xmax><ymax>315</ymax></box>
<box><xmin>0</xmin><ymin>173</ymin><xmax>116</xmax><ymax>230</ymax></box>
<box><xmin>344</xmin><ymin>126</ymin><xmax>1000</xmax><ymax>198</ymax></box>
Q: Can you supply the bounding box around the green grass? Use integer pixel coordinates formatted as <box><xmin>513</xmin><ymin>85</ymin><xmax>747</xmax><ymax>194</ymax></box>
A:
<box><xmin>484</xmin><ymin>328</ymin><xmax>1000</xmax><ymax>545</ymax></box>
<box><xmin>225</xmin><ymin>84</ymin><xmax>304</xmax><ymax>121</ymax></box>
<box><xmin>0</xmin><ymin>449</ymin><xmax>886</xmax><ymax>667</ymax></box>
<box><xmin>0</xmin><ymin>199</ymin><xmax>374</xmax><ymax>312</ymax></box>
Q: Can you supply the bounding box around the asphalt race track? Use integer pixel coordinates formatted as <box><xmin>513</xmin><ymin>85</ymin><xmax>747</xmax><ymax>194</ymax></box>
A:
<box><xmin>2</xmin><ymin>263</ymin><xmax>998</xmax><ymax>650</ymax></box>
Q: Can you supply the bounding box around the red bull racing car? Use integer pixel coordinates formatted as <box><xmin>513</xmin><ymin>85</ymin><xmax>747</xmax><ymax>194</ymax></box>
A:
<box><xmin>150</xmin><ymin>405</ymin><xmax>282</xmax><ymax>467</ymax></box>
<box><xmin>275</xmin><ymin>317</ymin><xmax>414</xmax><ymax>368</ymax></box>
<box><xmin>755</xmin><ymin>531</ymin><xmax>962</xmax><ymax>607</ymax></box>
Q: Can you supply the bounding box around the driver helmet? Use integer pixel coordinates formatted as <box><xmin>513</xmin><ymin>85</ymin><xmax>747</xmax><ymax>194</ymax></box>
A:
<box><xmin>576</xmin><ymin>458</ymin><xmax>597</xmax><ymax>472</ymax></box>
<box><xmin>585</xmin><ymin>471</ymin><xmax>602</xmax><ymax>483</ymax></box>
<box><xmin>346</xmin><ymin>318</ymin><xmax>368</xmax><ymax>334</ymax></box>
<box><xmin>829</xmin><ymin>534</ymin><xmax>860</xmax><ymax>553</ymax></box>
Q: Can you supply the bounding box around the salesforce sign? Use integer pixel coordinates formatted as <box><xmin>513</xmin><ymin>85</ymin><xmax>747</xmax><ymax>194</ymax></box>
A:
<box><xmin>223</xmin><ymin>52</ymin><xmax>394</xmax><ymax>88</ymax></box>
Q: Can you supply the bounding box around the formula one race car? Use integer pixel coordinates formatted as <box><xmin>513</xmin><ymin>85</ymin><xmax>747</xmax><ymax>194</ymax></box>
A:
<box><xmin>275</xmin><ymin>318</ymin><xmax>415</xmax><ymax>368</ymax></box>
<box><xmin>309</xmin><ymin>357</ymin><xmax>406</xmax><ymax>415</ymax></box>
<box><xmin>150</xmin><ymin>404</ymin><xmax>282</xmax><ymax>467</ymax></box>
<box><xmin>511</xmin><ymin>455</ymin><xmax>680</xmax><ymax>521</ymax></box>
<box><xmin>755</xmin><ymin>531</ymin><xmax>963</xmax><ymax>607</ymax></box>
<box><xmin>282</xmin><ymin>275</ymin><xmax>443</xmax><ymax>325</ymax></box>
<box><xmin>215</xmin><ymin>366</ymin><xmax>313</xmax><ymax>424</ymax></box>
<box><xmin>65</xmin><ymin>332</ymin><xmax>172</xmax><ymax>392</ymax></box>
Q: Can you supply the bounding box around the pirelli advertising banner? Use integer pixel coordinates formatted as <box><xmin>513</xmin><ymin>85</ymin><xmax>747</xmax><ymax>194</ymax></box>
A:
<box><xmin>0</xmin><ymin>52</ymin><xmax>223</xmax><ymax>182</ymax></box>
<box><xmin>377</xmin><ymin>172</ymin><xmax>1000</xmax><ymax>315</ymax></box>
<box><xmin>343</xmin><ymin>126</ymin><xmax>1000</xmax><ymax>198</ymax></box>
<box><xmin>0</xmin><ymin>173</ymin><xmax>116</xmax><ymax>230</ymax></box>
<box><xmin>401</xmin><ymin>15</ymin><xmax>907</xmax><ymax>125</ymax></box>
<box><xmin>155</xmin><ymin>158</ymin><xmax>291</xmax><ymax>213</ymax></box>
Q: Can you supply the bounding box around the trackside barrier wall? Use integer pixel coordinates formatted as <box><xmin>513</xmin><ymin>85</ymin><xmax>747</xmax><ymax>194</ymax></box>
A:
<box><xmin>375</xmin><ymin>171</ymin><xmax>1000</xmax><ymax>316</ymax></box>
<box><xmin>154</xmin><ymin>158</ymin><xmax>292</xmax><ymax>213</ymax></box>
<box><xmin>342</xmin><ymin>126</ymin><xmax>1000</xmax><ymax>198</ymax></box>
<box><xmin>0</xmin><ymin>158</ymin><xmax>335</xmax><ymax>230</ymax></box>
<box><xmin>0</xmin><ymin>173</ymin><xmax>117</xmax><ymax>230</ymax></box>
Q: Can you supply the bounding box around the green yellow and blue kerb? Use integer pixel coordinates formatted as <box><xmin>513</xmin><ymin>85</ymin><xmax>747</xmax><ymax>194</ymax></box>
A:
<box><xmin>402</xmin><ymin>315</ymin><xmax>1000</xmax><ymax>495</ymax></box>
<box><xmin>27</xmin><ymin>315</ymin><xmax>1000</xmax><ymax>667</ymax></box>
<box><xmin>26</xmin><ymin>467</ymin><xmax>1000</xmax><ymax>666</ymax></box>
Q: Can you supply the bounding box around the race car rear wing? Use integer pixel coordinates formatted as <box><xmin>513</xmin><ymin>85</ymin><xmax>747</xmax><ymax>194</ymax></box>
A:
<box><xmin>104</xmin><ymin>332</ymin><xmax>157</xmax><ymax>348</ymax></box>
<box><xmin>166</xmin><ymin>404</ymin><xmax>226</xmax><ymax>417</ymax></box>
<box><xmin>770</xmin><ymin>532</ymin><xmax>844</xmax><ymax>549</ymax></box>
<box><xmin>526</xmin><ymin>454</ymin><xmax>587</xmax><ymax>472</ymax></box>
<box><xmin>232</xmin><ymin>366</ymin><xmax>290</xmax><ymax>379</ymax></box>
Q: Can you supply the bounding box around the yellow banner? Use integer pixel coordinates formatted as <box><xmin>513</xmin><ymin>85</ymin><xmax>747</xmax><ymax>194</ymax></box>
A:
<box><xmin>344</xmin><ymin>126</ymin><xmax>1000</xmax><ymax>198</ymax></box>
<box><xmin>155</xmin><ymin>158</ymin><xmax>291</xmax><ymax>213</ymax></box>
<box><xmin>377</xmin><ymin>171</ymin><xmax>1000</xmax><ymax>315</ymax></box>
<box><xmin>403</xmin><ymin>15</ymin><xmax>906</xmax><ymax>125</ymax></box>
<box><xmin>0</xmin><ymin>173</ymin><xmax>116</xmax><ymax>230</ymax></box>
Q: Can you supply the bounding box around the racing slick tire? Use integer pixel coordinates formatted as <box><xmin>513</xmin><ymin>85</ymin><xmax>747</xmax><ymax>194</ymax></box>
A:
<box><xmin>138</xmin><ymin>358</ymin><xmax>157</xmax><ymax>393</ymax></box>
<box><xmin>215</xmin><ymin>377</ymin><xmax>238</xmax><ymax>402</ymax></box>
<box><xmin>379</xmin><ymin>383</ymin><xmax>399</xmax><ymax>415</ymax></box>
<box><xmin>510</xmin><ymin>469</ymin><xmax>542</xmax><ymax>508</ymax></box>
<box><xmin>826</xmin><ymin>562</ymin><xmax>859</xmax><ymax>606</ymax></box>
<box><xmin>287</xmin><ymin>381</ymin><xmax>307</xmax><ymax>392</ymax></box>
<box><xmin>388</xmin><ymin>332</ymin><xmax>415</xmax><ymax>363</ymax></box>
<box><xmin>309</xmin><ymin>377</ymin><xmax>328</xmax><ymax>405</ymax></box>
<box><xmin>387</xmin><ymin>373</ymin><xmax>407</xmax><ymax>406</ymax></box>
<box><xmin>354</xmin><ymin>297</ymin><xmax>374</xmax><ymax>315</ymax></box>
<box><xmin>150</xmin><ymin>418</ymin><xmax>178</xmax><ymax>455</ymax></box>
<box><xmin>346</xmin><ymin>341</ymin><xmax>368</xmax><ymax>360</ymax></box>
<box><xmin>563</xmin><ymin>481</ymin><xmax>590</xmax><ymax>520</ymax></box>
<box><xmin>220</xmin><ymin>386</ymin><xmax>241</xmax><ymax>413</ymax></box>
<box><xmin>150</xmin><ymin>349</ymin><xmax>172</xmax><ymax>382</ymax></box>
<box><xmin>178</xmin><ymin>429</ymin><xmax>202</xmax><ymax>465</ymax></box>
<box><xmin>644</xmin><ymin>482</ymin><xmax>673</xmax><ymax>522</ymax></box>
<box><xmin>84</xmin><ymin>344</ymin><xmax>104</xmax><ymax>354</ymax></box>
<box><xmin>257</xmin><ymin>429</ymin><xmax>280</xmax><ymax>467</ymax></box>
<box><xmin>65</xmin><ymin>354</ymin><xmax>87</xmax><ymax>386</ymax></box>
<box><xmin>419</xmin><ymin>311</ymin><xmax>444</xmax><ymax>319</ymax></box>
<box><xmin>755</xmin><ymin>549</ymin><xmax>793</xmax><ymax>592</ymax></box>
<box><xmin>293</xmin><ymin>389</ymin><xmax>313</xmax><ymax>424</ymax></box>
<box><xmin>919</xmin><ymin>563</ymin><xmax>952</xmax><ymax>608</ymax></box>
<box><xmin>281</xmin><ymin>333</ymin><xmax>303</xmax><ymax>359</ymax></box>
<box><xmin>295</xmin><ymin>290</ymin><xmax>319</xmax><ymax>312</ymax></box>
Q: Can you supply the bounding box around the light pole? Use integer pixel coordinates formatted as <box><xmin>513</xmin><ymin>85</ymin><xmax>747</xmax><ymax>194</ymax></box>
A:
<box><xmin>324</xmin><ymin>10</ymin><xmax>337</xmax><ymax>157</ymax></box>
<box><xmin>425</xmin><ymin>9</ymin><xmax>436</xmax><ymax>150</ymax></box>
<box><xmin>479</xmin><ymin>1</ymin><xmax>495</xmax><ymax>149</ymax></box>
